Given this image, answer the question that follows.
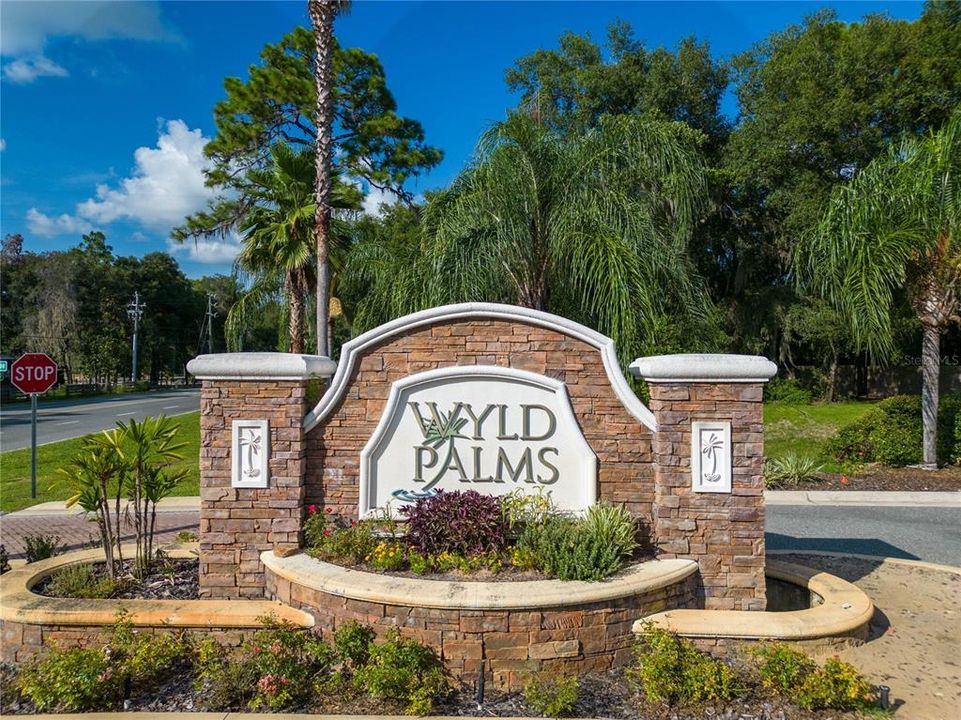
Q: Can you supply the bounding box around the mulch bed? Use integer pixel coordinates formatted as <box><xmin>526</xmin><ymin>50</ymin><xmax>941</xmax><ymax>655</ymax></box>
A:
<box><xmin>0</xmin><ymin>664</ymin><xmax>868</xmax><ymax>718</ymax></box>
<box><xmin>33</xmin><ymin>558</ymin><xmax>200</xmax><ymax>600</ymax></box>
<box><xmin>775</xmin><ymin>464</ymin><xmax>961</xmax><ymax>492</ymax></box>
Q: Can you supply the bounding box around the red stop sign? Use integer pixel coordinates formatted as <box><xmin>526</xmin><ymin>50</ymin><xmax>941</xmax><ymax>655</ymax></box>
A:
<box><xmin>11</xmin><ymin>353</ymin><xmax>59</xmax><ymax>394</ymax></box>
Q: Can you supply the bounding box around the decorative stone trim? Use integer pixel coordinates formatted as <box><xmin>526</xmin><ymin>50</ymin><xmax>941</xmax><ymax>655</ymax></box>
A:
<box><xmin>304</xmin><ymin>302</ymin><xmax>657</xmax><ymax>432</ymax></box>
<box><xmin>0</xmin><ymin>545</ymin><xmax>314</xmax><ymax>629</ymax></box>
<box><xmin>261</xmin><ymin>552</ymin><xmax>697</xmax><ymax>610</ymax></box>
<box><xmin>187</xmin><ymin>352</ymin><xmax>336</xmax><ymax>381</ymax></box>
<box><xmin>633</xmin><ymin>559</ymin><xmax>873</xmax><ymax>641</ymax></box>
<box><xmin>630</xmin><ymin>354</ymin><xmax>778</xmax><ymax>383</ymax></box>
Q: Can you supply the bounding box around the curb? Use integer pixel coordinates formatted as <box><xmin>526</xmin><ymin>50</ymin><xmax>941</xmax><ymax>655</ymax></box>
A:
<box><xmin>765</xmin><ymin>490</ymin><xmax>961</xmax><ymax>507</ymax></box>
<box><xmin>768</xmin><ymin>549</ymin><xmax>961</xmax><ymax>576</ymax></box>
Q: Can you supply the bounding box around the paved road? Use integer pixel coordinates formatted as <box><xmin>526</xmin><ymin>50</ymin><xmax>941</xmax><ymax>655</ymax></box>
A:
<box><xmin>0</xmin><ymin>389</ymin><xmax>200</xmax><ymax>451</ymax></box>
<box><xmin>767</xmin><ymin>504</ymin><xmax>961</xmax><ymax>566</ymax></box>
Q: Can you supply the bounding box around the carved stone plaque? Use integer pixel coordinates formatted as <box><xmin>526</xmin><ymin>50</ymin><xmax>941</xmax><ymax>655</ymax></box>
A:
<box><xmin>691</xmin><ymin>421</ymin><xmax>731</xmax><ymax>493</ymax></box>
<box><xmin>232</xmin><ymin>419</ymin><xmax>269</xmax><ymax>488</ymax></box>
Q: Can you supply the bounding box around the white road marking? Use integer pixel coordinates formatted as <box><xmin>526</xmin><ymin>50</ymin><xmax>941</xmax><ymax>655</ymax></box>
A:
<box><xmin>162</xmin><ymin>405</ymin><xmax>181</xmax><ymax>410</ymax></box>
<box><xmin>57</xmin><ymin>420</ymin><xmax>80</xmax><ymax>425</ymax></box>
<box><xmin>117</xmin><ymin>411</ymin><xmax>137</xmax><ymax>416</ymax></box>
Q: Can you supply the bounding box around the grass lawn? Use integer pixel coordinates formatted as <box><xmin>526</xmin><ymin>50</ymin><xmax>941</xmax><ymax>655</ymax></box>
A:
<box><xmin>764</xmin><ymin>400</ymin><xmax>876</xmax><ymax>471</ymax></box>
<box><xmin>0</xmin><ymin>412</ymin><xmax>200</xmax><ymax>514</ymax></box>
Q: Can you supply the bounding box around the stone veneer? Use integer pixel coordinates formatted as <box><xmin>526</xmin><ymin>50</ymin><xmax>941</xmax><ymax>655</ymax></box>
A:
<box><xmin>264</xmin><ymin>556</ymin><xmax>699</xmax><ymax>691</ymax></box>
<box><xmin>307</xmin><ymin>318</ymin><xmax>655</xmax><ymax>520</ymax></box>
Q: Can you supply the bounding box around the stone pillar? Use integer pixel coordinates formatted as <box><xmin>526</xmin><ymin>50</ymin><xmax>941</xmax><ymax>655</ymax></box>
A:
<box><xmin>631</xmin><ymin>354</ymin><xmax>776</xmax><ymax>611</ymax></box>
<box><xmin>186</xmin><ymin>353</ymin><xmax>335</xmax><ymax>599</ymax></box>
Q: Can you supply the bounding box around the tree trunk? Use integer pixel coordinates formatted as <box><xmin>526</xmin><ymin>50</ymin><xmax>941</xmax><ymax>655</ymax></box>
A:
<box><xmin>309</xmin><ymin>0</ymin><xmax>336</xmax><ymax>357</ymax></box>
<box><xmin>921</xmin><ymin>322</ymin><xmax>940</xmax><ymax>469</ymax></box>
<box><xmin>286</xmin><ymin>271</ymin><xmax>304</xmax><ymax>354</ymax></box>
<box><xmin>826</xmin><ymin>353</ymin><xmax>838</xmax><ymax>403</ymax></box>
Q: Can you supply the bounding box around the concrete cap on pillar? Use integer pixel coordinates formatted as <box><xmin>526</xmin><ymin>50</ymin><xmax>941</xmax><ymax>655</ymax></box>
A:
<box><xmin>629</xmin><ymin>354</ymin><xmax>778</xmax><ymax>383</ymax></box>
<box><xmin>186</xmin><ymin>352</ymin><xmax>337</xmax><ymax>381</ymax></box>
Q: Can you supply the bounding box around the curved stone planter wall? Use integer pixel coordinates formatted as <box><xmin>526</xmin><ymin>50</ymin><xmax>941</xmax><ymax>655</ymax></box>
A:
<box><xmin>633</xmin><ymin>559</ymin><xmax>874</xmax><ymax>656</ymax></box>
<box><xmin>0</xmin><ymin>545</ymin><xmax>313</xmax><ymax>664</ymax></box>
<box><xmin>263</xmin><ymin>552</ymin><xmax>699</xmax><ymax>689</ymax></box>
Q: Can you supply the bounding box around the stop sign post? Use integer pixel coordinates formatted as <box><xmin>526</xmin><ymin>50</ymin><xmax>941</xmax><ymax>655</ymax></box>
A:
<box><xmin>11</xmin><ymin>353</ymin><xmax>59</xmax><ymax>499</ymax></box>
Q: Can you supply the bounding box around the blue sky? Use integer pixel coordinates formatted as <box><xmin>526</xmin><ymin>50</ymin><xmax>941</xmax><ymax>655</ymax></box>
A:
<box><xmin>1</xmin><ymin>0</ymin><xmax>922</xmax><ymax>278</ymax></box>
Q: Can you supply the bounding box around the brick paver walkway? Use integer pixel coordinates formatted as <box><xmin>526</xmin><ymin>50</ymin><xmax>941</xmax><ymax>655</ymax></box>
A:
<box><xmin>0</xmin><ymin>511</ymin><xmax>200</xmax><ymax>559</ymax></box>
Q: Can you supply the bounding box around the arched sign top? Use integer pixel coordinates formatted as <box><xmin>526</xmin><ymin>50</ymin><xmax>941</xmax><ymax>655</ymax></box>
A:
<box><xmin>359</xmin><ymin>365</ymin><xmax>597</xmax><ymax>518</ymax></box>
<box><xmin>303</xmin><ymin>302</ymin><xmax>656</xmax><ymax>433</ymax></box>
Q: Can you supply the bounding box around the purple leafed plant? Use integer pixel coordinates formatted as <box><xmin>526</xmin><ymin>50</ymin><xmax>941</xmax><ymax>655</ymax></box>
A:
<box><xmin>400</xmin><ymin>490</ymin><xmax>507</xmax><ymax>556</ymax></box>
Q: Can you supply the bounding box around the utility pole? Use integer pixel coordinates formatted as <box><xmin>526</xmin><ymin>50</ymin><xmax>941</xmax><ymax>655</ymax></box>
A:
<box><xmin>206</xmin><ymin>294</ymin><xmax>216</xmax><ymax>354</ymax></box>
<box><xmin>127</xmin><ymin>291</ymin><xmax>146</xmax><ymax>382</ymax></box>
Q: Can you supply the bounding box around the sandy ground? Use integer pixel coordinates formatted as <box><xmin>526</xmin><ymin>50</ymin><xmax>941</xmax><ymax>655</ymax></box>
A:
<box><xmin>777</xmin><ymin>553</ymin><xmax>961</xmax><ymax>720</ymax></box>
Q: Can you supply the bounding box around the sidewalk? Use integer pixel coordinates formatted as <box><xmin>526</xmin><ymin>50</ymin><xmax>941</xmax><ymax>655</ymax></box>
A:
<box><xmin>765</xmin><ymin>490</ymin><xmax>961</xmax><ymax>506</ymax></box>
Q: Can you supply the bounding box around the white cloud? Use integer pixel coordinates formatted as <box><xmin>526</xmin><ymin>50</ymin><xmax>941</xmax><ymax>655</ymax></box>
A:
<box><xmin>2</xmin><ymin>55</ymin><xmax>68</xmax><ymax>83</ymax></box>
<box><xmin>0</xmin><ymin>138</ymin><xmax>5</xmax><ymax>151</ymax></box>
<box><xmin>1</xmin><ymin>1</ymin><xmax>178</xmax><ymax>57</ymax></box>
<box><xmin>362</xmin><ymin>185</ymin><xmax>400</xmax><ymax>217</ymax></box>
<box><xmin>1</xmin><ymin>1</ymin><xmax>180</xmax><ymax>83</ymax></box>
<box><xmin>26</xmin><ymin>208</ymin><xmax>93</xmax><ymax>238</ymax></box>
<box><xmin>24</xmin><ymin>119</ymin><xmax>217</xmax><ymax>239</ymax></box>
<box><xmin>168</xmin><ymin>235</ymin><xmax>242</xmax><ymax>265</ymax></box>
<box><xmin>76</xmin><ymin>119</ymin><xmax>216</xmax><ymax>229</ymax></box>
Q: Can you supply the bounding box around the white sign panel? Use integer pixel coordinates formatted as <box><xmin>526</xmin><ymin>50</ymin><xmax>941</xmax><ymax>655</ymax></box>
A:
<box><xmin>232</xmin><ymin>419</ymin><xmax>270</xmax><ymax>489</ymax></box>
<box><xmin>361</xmin><ymin>366</ymin><xmax>597</xmax><ymax>517</ymax></box>
<box><xmin>691</xmin><ymin>421</ymin><xmax>732</xmax><ymax>493</ymax></box>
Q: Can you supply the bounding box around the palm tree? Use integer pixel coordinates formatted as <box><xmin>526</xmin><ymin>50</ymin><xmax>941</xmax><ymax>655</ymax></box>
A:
<box><xmin>308</xmin><ymin>0</ymin><xmax>350</xmax><ymax>357</ymax></box>
<box><xmin>423</xmin><ymin>112</ymin><xmax>713</xmax><ymax>362</ymax></box>
<box><xmin>229</xmin><ymin>144</ymin><xmax>355</xmax><ymax>353</ymax></box>
<box><xmin>796</xmin><ymin>111</ymin><xmax>960</xmax><ymax>467</ymax></box>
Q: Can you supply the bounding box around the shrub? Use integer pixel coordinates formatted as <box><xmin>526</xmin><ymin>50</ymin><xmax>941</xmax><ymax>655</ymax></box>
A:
<box><xmin>401</xmin><ymin>490</ymin><xmax>507</xmax><ymax>556</ymax></box>
<box><xmin>501</xmin><ymin>487</ymin><xmax>555</xmax><ymax>535</ymax></box>
<box><xmin>47</xmin><ymin>564</ymin><xmax>117</xmax><ymax>598</ymax></box>
<box><xmin>764</xmin><ymin>378</ymin><xmax>813</xmax><ymax>404</ymax></box>
<box><xmin>432</xmin><ymin>549</ymin><xmax>503</xmax><ymax>574</ymax></box>
<box><xmin>523</xmin><ymin>674</ymin><xmax>579</xmax><ymax>717</ymax></box>
<box><xmin>827</xmin><ymin>393</ymin><xmax>961</xmax><ymax>467</ymax></box>
<box><xmin>582</xmin><ymin>503</ymin><xmax>638</xmax><ymax>559</ymax></box>
<box><xmin>366</xmin><ymin>541</ymin><xmax>407</xmax><ymax>571</ymax></box>
<box><xmin>628</xmin><ymin>625</ymin><xmax>742</xmax><ymax>705</ymax></box>
<box><xmin>0</xmin><ymin>544</ymin><xmax>10</xmax><ymax>574</ymax></box>
<box><xmin>196</xmin><ymin>619</ymin><xmax>334</xmax><ymax>711</ymax></box>
<box><xmin>308</xmin><ymin>522</ymin><xmax>377</xmax><ymax>566</ymax></box>
<box><xmin>333</xmin><ymin>620</ymin><xmax>376</xmax><ymax>668</ymax></box>
<box><xmin>108</xmin><ymin>614</ymin><xmax>189</xmax><ymax>687</ymax></box>
<box><xmin>753</xmin><ymin>643</ymin><xmax>816</xmax><ymax>693</ymax></box>
<box><xmin>796</xmin><ymin>657</ymin><xmax>875</xmax><ymax>711</ymax></box>
<box><xmin>764</xmin><ymin>454</ymin><xmax>824</xmax><ymax>488</ymax></box>
<box><xmin>23</xmin><ymin>534</ymin><xmax>67</xmax><ymax>563</ymax></box>
<box><xmin>516</xmin><ymin>516</ymin><xmax>622</xmax><ymax>581</ymax></box>
<box><xmin>352</xmin><ymin>627</ymin><xmax>448</xmax><ymax>715</ymax></box>
<box><xmin>18</xmin><ymin>646</ymin><xmax>120</xmax><ymax>711</ymax></box>
<box><xmin>408</xmin><ymin>550</ymin><xmax>431</xmax><ymax>575</ymax></box>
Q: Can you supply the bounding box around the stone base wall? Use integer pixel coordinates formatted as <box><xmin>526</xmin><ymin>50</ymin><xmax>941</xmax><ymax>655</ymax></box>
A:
<box><xmin>0</xmin><ymin>620</ymin><xmax>252</xmax><ymax>664</ymax></box>
<box><xmin>200</xmin><ymin>380</ymin><xmax>308</xmax><ymax>598</ymax></box>
<box><xmin>265</xmin><ymin>564</ymin><xmax>698</xmax><ymax>690</ymax></box>
<box><xmin>648</xmin><ymin>383</ymin><xmax>766</xmax><ymax>611</ymax></box>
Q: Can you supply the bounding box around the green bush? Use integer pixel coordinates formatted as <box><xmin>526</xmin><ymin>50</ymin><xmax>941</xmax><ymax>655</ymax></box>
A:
<box><xmin>582</xmin><ymin>503</ymin><xmax>638</xmax><ymax>560</ymax></box>
<box><xmin>827</xmin><ymin>393</ymin><xmax>961</xmax><ymax>466</ymax></box>
<box><xmin>523</xmin><ymin>674</ymin><xmax>579</xmax><ymax>717</ymax></box>
<box><xmin>628</xmin><ymin>625</ymin><xmax>742</xmax><ymax>705</ymax></box>
<box><xmin>308</xmin><ymin>522</ymin><xmax>377</xmax><ymax>566</ymax></box>
<box><xmin>516</xmin><ymin>516</ymin><xmax>622</xmax><ymax>581</ymax></box>
<box><xmin>763</xmin><ymin>454</ymin><xmax>823</xmax><ymax>488</ymax></box>
<box><xmin>18</xmin><ymin>646</ymin><xmax>120</xmax><ymax>711</ymax></box>
<box><xmin>333</xmin><ymin>620</ymin><xmax>376</xmax><ymax>668</ymax></box>
<box><xmin>352</xmin><ymin>627</ymin><xmax>448</xmax><ymax>715</ymax></box>
<box><xmin>0</xmin><ymin>544</ymin><xmax>11</xmax><ymax>574</ymax></box>
<box><xmin>23</xmin><ymin>534</ymin><xmax>67</xmax><ymax>563</ymax></box>
<box><xmin>753</xmin><ymin>643</ymin><xmax>816</xmax><ymax>693</ymax></box>
<box><xmin>108</xmin><ymin>615</ymin><xmax>189</xmax><ymax>687</ymax></box>
<box><xmin>796</xmin><ymin>657</ymin><xmax>875</xmax><ymax>711</ymax></box>
<box><xmin>764</xmin><ymin>378</ymin><xmax>813</xmax><ymax>404</ymax></box>
<box><xmin>47</xmin><ymin>564</ymin><xmax>117</xmax><ymax>598</ymax></box>
<box><xmin>195</xmin><ymin>618</ymin><xmax>334</xmax><ymax>711</ymax></box>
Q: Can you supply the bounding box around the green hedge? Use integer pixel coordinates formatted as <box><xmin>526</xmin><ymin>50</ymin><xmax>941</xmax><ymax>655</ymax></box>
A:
<box><xmin>827</xmin><ymin>394</ymin><xmax>961</xmax><ymax>466</ymax></box>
